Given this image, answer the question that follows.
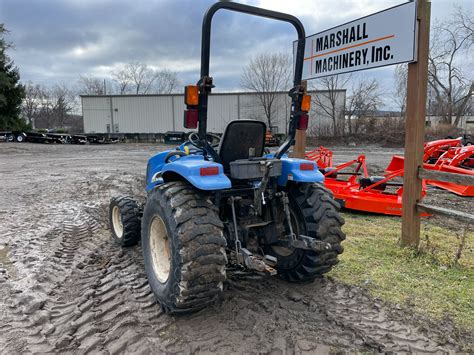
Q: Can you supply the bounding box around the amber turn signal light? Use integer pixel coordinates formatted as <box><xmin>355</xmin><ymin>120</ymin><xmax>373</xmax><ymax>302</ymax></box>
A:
<box><xmin>184</xmin><ymin>85</ymin><xmax>199</xmax><ymax>106</ymax></box>
<box><xmin>301</xmin><ymin>94</ymin><xmax>311</xmax><ymax>112</ymax></box>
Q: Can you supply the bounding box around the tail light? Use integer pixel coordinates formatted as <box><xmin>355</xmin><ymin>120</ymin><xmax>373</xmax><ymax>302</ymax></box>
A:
<box><xmin>297</xmin><ymin>113</ymin><xmax>309</xmax><ymax>130</ymax></box>
<box><xmin>200</xmin><ymin>166</ymin><xmax>219</xmax><ymax>176</ymax></box>
<box><xmin>300</xmin><ymin>163</ymin><xmax>314</xmax><ymax>171</ymax></box>
<box><xmin>184</xmin><ymin>109</ymin><xmax>198</xmax><ymax>129</ymax></box>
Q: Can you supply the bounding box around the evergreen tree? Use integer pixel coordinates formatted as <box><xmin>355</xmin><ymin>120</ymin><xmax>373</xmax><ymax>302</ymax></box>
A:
<box><xmin>0</xmin><ymin>23</ymin><xmax>27</xmax><ymax>131</ymax></box>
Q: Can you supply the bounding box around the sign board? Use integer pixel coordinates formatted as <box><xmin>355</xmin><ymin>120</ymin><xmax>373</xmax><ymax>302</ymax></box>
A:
<box><xmin>295</xmin><ymin>1</ymin><xmax>417</xmax><ymax>80</ymax></box>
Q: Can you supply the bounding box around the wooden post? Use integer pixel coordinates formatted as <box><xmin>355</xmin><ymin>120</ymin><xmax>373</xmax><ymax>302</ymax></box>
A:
<box><xmin>401</xmin><ymin>0</ymin><xmax>431</xmax><ymax>247</ymax></box>
<box><xmin>293</xmin><ymin>129</ymin><xmax>307</xmax><ymax>158</ymax></box>
<box><xmin>293</xmin><ymin>80</ymin><xmax>308</xmax><ymax>158</ymax></box>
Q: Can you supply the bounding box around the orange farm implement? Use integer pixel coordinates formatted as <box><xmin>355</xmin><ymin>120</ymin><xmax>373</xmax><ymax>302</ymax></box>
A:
<box><xmin>386</xmin><ymin>140</ymin><xmax>474</xmax><ymax>197</ymax></box>
<box><xmin>307</xmin><ymin>147</ymin><xmax>428</xmax><ymax>216</ymax></box>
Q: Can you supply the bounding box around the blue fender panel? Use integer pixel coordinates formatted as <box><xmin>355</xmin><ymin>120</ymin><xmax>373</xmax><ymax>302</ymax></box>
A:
<box><xmin>146</xmin><ymin>154</ymin><xmax>231</xmax><ymax>191</ymax></box>
<box><xmin>163</xmin><ymin>155</ymin><xmax>231</xmax><ymax>190</ymax></box>
<box><xmin>277</xmin><ymin>157</ymin><xmax>324</xmax><ymax>186</ymax></box>
<box><xmin>146</xmin><ymin>150</ymin><xmax>172</xmax><ymax>191</ymax></box>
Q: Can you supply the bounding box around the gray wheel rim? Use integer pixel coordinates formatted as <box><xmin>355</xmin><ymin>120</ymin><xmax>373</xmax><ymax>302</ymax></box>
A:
<box><xmin>149</xmin><ymin>216</ymin><xmax>171</xmax><ymax>283</ymax></box>
<box><xmin>112</xmin><ymin>205</ymin><xmax>123</xmax><ymax>238</ymax></box>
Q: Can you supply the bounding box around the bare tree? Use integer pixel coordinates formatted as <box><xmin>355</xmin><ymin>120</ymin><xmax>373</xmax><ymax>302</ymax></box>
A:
<box><xmin>125</xmin><ymin>62</ymin><xmax>157</xmax><ymax>94</ymax></box>
<box><xmin>36</xmin><ymin>87</ymin><xmax>55</xmax><ymax>128</ymax></box>
<box><xmin>112</xmin><ymin>68</ymin><xmax>131</xmax><ymax>94</ymax></box>
<box><xmin>111</xmin><ymin>62</ymin><xmax>180</xmax><ymax>95</ymax></box>
<box><xmin>428</xmin><ymin>5</ymin><xmax>473</xmax><ymax>126</ymax></box>
<box><xmin>345</xmin><ymin>78</ymin><xmax>383</xmax><ymax>134</ymax></box>
<box><xmin>78</xmin><ymin>75</ymin><xmax>105</xmax><ymax>95</ymax></box>
<box><xmin>393</xmin><ymin>64</ymin><xmax>408</xmax><ymax>117</ymax></box>
<box><xmin>154</xmin><ymin>69</ymin><xmax>180</xmax><ymax>94</ymax></box>
<box><xmin>240</xmin><ymin>52</ymin><xmax>291</xmax><ymax>128</ymax></box>
<box><xmin>22</xmin><ymin>81</ymin><xmax>43</xmax><ymax>127</ymax></box>
<box><xmin>51</xmin><ymin>84</ymin><xmax>74</xmax><ymax>128</ymax></box>
<box><xmin>312</xmin><ymin>74</ymin><xmax>351</xmax><ymax>136</ymax></box>
<box><xmin>35</xmin><ymin>84</ymin><xmax>74</xmax><ymax>128</ymax></box>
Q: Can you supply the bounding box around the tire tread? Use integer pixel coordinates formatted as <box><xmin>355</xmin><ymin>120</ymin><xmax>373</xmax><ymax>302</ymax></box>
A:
<box><xmin>143</xmin><ymin>182</ymin><xmax>226</xmax><ymax>314</ymax></box>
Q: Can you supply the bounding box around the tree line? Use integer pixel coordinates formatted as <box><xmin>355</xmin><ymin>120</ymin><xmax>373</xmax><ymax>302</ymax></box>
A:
<box><xmin>21</xmin><ymin>63</ymin><xmax>180</xmax><ymax>130</ymax></box>
<box><xmin>1</xmin><ymin>21</ymin><xmax>181</xmax><ymax>131</ymax></box>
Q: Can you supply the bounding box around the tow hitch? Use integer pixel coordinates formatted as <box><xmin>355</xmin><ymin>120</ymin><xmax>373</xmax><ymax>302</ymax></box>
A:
<box><xmin>285</xmin><ymin>235</ymin><xmax>332</xmax><ymax>251</ymax></box>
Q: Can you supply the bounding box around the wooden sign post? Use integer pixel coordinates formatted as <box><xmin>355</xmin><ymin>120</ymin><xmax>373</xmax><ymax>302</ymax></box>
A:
<box><xmin>401</xmin><ymin>0</ymin><xmax>431</xmax><ymax>247</ymax></box>
<box><xmin>293</xmin><ymin>129</ymin><xmax>307</xmax><ymax>158</ymax></box>
<box><xmin>293</xmin><ymin>80</ymin><xmax>308</xmax><ymax>158</ymax></box>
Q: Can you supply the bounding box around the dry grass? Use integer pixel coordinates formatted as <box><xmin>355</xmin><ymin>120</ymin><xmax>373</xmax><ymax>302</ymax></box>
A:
<box><xmin>329</xmin><ymin>213</ymin><xmax>473</xmax><ymax>329</ymax></box>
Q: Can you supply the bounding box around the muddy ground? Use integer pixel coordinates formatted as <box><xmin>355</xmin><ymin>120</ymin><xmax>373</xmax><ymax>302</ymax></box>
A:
<box><xmin>0</xmin><ymin>143</ymin><xmax>472</xmax><ymax>353</ymax></box>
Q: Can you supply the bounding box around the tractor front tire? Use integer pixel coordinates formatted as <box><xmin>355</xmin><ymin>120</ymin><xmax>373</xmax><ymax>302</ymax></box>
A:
<box><xmin>141</xmin><ymin>181</ymin><xmax>227</xmax><ymax>314</ymax></box>
<box><xmin>109</xmin><ymin>196</ymin><xmax>142</xmax><ymax>247</ymax></box>
<box><xmin>268</xmin><ymin>183</ymin><xmax>345</xmax><ymax>282</ymax></box>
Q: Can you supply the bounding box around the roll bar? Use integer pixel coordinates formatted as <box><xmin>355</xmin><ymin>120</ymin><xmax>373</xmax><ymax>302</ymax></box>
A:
<box><xmin>197</xmin><ymin>1</ymin><xmax>307</xmax><ymax>160</ymax></box>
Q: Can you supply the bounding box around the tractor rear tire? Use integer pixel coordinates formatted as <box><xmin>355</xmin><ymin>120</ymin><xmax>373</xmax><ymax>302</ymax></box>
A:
<box><xmin>141</xmin><ymin>181</ymin><xmax>227</xmax><ymax>314</ymax></box>
<box><xmin>268</xmin><ymin>183</ymin><xmax>345</xmax><ymax>282</ymax></box>
<box><xmin>109</xmin><ymin>196</ymin><xmax>142</xmax><ymax>247</ymax></box>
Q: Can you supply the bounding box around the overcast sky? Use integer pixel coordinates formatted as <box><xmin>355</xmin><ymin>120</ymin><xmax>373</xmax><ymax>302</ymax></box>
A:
<box><xmin>1</xmin><ymin>0</ymin><xmax>472</xmax><ymax>108</ymax></box>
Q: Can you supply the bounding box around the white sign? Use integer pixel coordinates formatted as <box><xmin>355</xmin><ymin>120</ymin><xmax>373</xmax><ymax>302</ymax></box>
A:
<box><xmin>295</xmin><ymin>2</ymin><xmax>417</xmax><ymax>80</ymax></box>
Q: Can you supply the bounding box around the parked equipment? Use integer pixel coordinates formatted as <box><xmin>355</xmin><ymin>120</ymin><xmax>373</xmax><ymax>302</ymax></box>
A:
<box><xmin>387</xmin><ymin>137</ymin><xmax>463</xmax><ymax>171</ymax></box>
<box><xmin>109</xmin><ymin>2</ymin><xmax>345</xmax><ymax>314</ymax></box>
<box><xmin>7</xmin><ymin>131</ymin><xmax>120</xmax><ymax>145</ymax></box>
<box><xmin>306</xmin><ymin>147</ymin><xmax>428</xmax><ymax>216</ymax></box>
<box><xmin>305</xmin><ymin>139</ymin><xmax>473</xmax><ymax>214</ymax></box>
<box><xmin>265</xmin><ymin>126</ymin><xmax>281</xmax><ymax>146</ymax></box>
<box><xmin>386</xmin><ymin>138</ymin><xmax>474</xmax><ymax>197</ymax></box>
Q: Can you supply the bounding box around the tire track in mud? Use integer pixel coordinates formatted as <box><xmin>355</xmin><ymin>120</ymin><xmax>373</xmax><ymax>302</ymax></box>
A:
<box><xmin>1</xmin><ymin>144</ymin><xmax>472</xmax><ymax>353</ymax></box>
<box><xmin>162</xmin><ymin>274</ymin><xmax>467</xmax><ymax>354</ymax></box>
<box><xmin>2</xmin><ymin>209</ymin><xmax>470</xmax><ymax>353</ymax></box>
<box><xmin>0</xmin><ymin>204</ymin><xmax>170</xmax><ymax>354</ymax></box>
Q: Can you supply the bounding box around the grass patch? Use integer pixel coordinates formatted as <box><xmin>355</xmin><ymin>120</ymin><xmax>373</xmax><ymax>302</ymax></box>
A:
<box><xmin>329</xmin><ymin>213</ymin><xmax>473</xmax><ymax>329</ymax></box>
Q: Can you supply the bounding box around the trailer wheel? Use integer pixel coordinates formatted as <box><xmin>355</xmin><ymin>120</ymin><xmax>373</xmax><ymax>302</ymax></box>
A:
<box><xmin>268</xmin><ymin>183</ymin><xmax>345</xmax><ymax>282</ymax></box>
<box><xmin>16</xmin><ymin>134</ymin><xmax>25</xmax><ymax>143</ymax></box>
<box><xmin>109</xmin><ymin>196</ymin><xmax>142</xmax><ymax>247</ymax></box>
<box><xmin>141</xmin><ymin>181</ymin><xmax>227</xmax><ymax>314</ymax></box>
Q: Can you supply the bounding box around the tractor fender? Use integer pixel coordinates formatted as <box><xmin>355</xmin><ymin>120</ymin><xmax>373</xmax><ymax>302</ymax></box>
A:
<box><xmin>277</xmin><ymin>157</ymin><xmax>324</xmax><ymax>186</ymax></box>
<box><xmin>146</xmin><ymin>154</ymin><xmax>231</xmax><ymax>192</ymax></box>
<box><xmin>146</xmin><ymin>150</ymin><xmax>172</xmax><ymax>191</ymax></box>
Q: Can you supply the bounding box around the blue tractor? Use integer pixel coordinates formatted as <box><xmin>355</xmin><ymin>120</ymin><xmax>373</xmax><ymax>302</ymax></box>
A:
<box><xmin>109</xmin><ymin>2</ymin><xmax>345</xmax><ymax>314</ymax></box>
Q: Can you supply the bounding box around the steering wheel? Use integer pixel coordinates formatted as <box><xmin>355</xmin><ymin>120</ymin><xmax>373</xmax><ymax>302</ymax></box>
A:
<box><xmin>164</xmin><ymin>150</ymin><xmax>187</xmax><ymax>163</ymax></box>
<box><xmin>187</xmin><ymin>132</ymin><xmax>221</xmax><ymax>149</ymax></box>
<box><xmin>166</xmin><ymin>133</ymin><xmax>221</xmax><ymax>163</ymax></box>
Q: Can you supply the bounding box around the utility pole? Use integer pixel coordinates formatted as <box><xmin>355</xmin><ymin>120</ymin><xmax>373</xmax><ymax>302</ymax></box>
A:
<box><xmin>401</xmin><ymin>0</ymin><xmax>431</xmax><ymax>247</ymax></box>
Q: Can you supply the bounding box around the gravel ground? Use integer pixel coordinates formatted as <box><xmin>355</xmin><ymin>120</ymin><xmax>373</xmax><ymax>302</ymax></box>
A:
<box><xmin>0</xmin><ymin>142</ymin><xmax>471</xmax><ymax>353</ymax></box>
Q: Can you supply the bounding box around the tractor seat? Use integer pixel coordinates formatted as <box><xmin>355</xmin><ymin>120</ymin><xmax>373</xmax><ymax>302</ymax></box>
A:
<box><xmin>218</xmin><ymin>120</ymin><xmax>266</xmax><ymax>172</ymax></box>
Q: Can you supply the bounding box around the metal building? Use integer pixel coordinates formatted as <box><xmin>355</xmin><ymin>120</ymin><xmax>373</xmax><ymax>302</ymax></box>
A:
<box><xmin>81</xmin><ymin>90</ymin><xmax>346</xmax><ymax>135</ymax></box>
